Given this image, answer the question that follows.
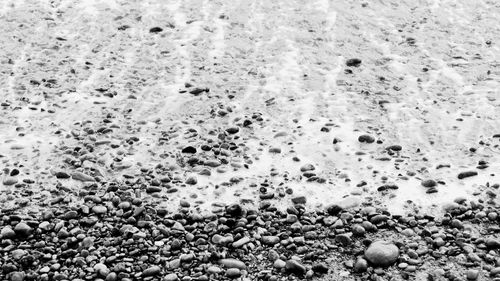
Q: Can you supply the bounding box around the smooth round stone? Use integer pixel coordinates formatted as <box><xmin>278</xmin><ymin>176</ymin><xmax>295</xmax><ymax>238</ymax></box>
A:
<box><xmin>466</xmin><ymin>269</ymin><xmax>479</xmax><ymax>280</ymax></box>
<box><xmin>353</xmin><ymin>258</ymin><xmax>368</xmax><ymax>272</ymax></box>
<box><xmin>225</xmin><ymin>268</ymin><xmax>241</xmax><ymax>279</ymax></box>
<box><xmin>365</xmin><ymin>241</ymin><xmax>399</xmax><ymax>267</ymax></box>
<box><xmin>92</xmin><ymin>205</ymin><xmax>107</xmax><ymax>215</ymax></box>
<box><xmin>219</xmin><ymin>259</ymin><xmax>246</xmax><ymax>269</ymax></box>
<box><xmin>163</xmin><ymin>273</ymin><xmax>179</xmax><ymax>281</ymax></box>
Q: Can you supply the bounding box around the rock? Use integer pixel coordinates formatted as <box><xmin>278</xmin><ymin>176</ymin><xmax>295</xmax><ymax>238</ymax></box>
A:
<box><xmin>233</xmin><ymin>237</ymin><xmax>250</xmax><ymax>248</ymax></box>
<box><xmin>185</xmin><ymin>177</ymin><xmax>197</xmax><ymax>185</ymax></box>
<box><xmin>55</xmin><ymin>172</ymin><xmax>70</xmax><ymax>179</ymax></box>
<box><xmin>269</xmin><ymin>147</ymin><xmax>281</xmax><ymax>153</ymax></box>
<box><xmin>3</xmin><ymin>177</ymin><xmax>18</xmax><ymax>186</ymax></box>
<box><xmin>312</xmin><ymin>264</ymin><xmax>328</xmax><ymax>275</ymax></box>
<box><xmin>92</xmin><ymin>205</ymin><xmax>107</xmax><ymax>215</ymax></box>
<box><xmin>219</xmin><ymin>258</ymin><xmax>246</xmax><ymax>269</ymax></box>
<box><xmin>94</xmin><ymin>263</ymin><xmax>109</xmax><ymax>277</ymax></box>
<box><xmin>458</xmin><ymin>171</ymin><xmax>478</xmax><ymax>179</ymax></box>
<box><xmin>143</xmin><ymin>266</ymin><xmax>161</xmax><ymax>276</ymax></box>
<box><xmin>300</xmin><ymin>164</ymin><xmax>315</xmax><ymax>172</ymax></box>
<box><xmin>354</xmin><ymin>258</ymin><xmax>368</xmax><ymax>272</ymax></box>
<box><xmin>466</xmin><ymin>269</ymin><xmax>479</xmax><ymax>280</ymax></box>
<box><xmin>205</xmin><ymin>160</ymin><xmax>221</xmax><ymax>167</ymax></box>
<box><xmin>365</xmin><ymin>241</ymin><xmax>399</xmax><ymax>267</ymax></box>
<box><xmin>71</xmin><ymin>172</ymin><xmax>95</xmax><ymax>182</ymax></box>
<box><xmin>189</xmin><ymin>87</ymin><xmax>209</xmax><ymax>95</ymax></box>
<box><xmin>14</xmin><ymin>222</ymin><xmax>32</xmax><ymax>237</ymax></box>
<box><xmin>1</xmin><ymin>226</ymin><xmax>16</xmax><ymax>239</ymax></box>
<box><xmin>346</xmin><ymin>58</ymin><xmax>362</xmax><ymax>67</ymax></box>
<box><xmin>181</xmin><ymin>146</ymin><xmax>196</xmax><ymax>154</ymax></box>
<box><xmin>149</xmin><ymin>27</ymin><xmax>163</xmax><ymax>33</ymax></box>
<box><xmin>274</xmin><ymin>259</ymin><xmax>286</xmax><ymax>268</ymax></box>
<box><xmin>386</xmin><ymin>145</ymin><xmax>402</xmax><ymax>151</ymax></box>
<box><xmin>10</xmin><ymin>272</ymin><xmax>25</xmax><ymax>281</ymax></box>
<box><xmin>421</xmin><ymin>179</ymin><xmax>437</xmax><ymax>188</ymax></box>
<box><xmin>285</xmin><ymin>260</ymin><xmax>306</xmax><ymax>275</ymax></box>
<box><xmin>485</xmin><ymin>238</ymin><xmax>500</xmax><ymax>249</ymax></box>
<box><xmin>163</xmin><ymin>273</ymin><xmax>178</xmax><ymax>281</ymax></box>
<box><xmin>261</xmin><ymin>236</ymin><xmax>280</xmax><ymax>245</ymax></box>
<box><xmin>225</xmin><ymin>268</ymin><xmax>241</xmax><ymax>279</ymax></box>
<box><xmin>226</xmin><ymin>204</ymin><xmax>243</xmax><ymax>217</ymax></box>
<box><xmin>358</xmin><ymin>134</ymin><xmax>375</xmax><ymax>143</ymax></box>
<box><xmin>291</xmin><ymin>196</ymin><xmax>306</xmax><ymax>204</ymax></box>
<box><xmin>226</xmin><ymin>127</ymin><xmax>239</xmax><ymax>134</ymax></box>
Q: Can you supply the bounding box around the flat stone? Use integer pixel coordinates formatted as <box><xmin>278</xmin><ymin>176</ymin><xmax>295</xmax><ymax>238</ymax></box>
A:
<box><xmin>3</xmin><ymin>177</ymin><xmax>18</xmax><ymax>186</ymax></box>
<box><xmin>71</xmin><ymin>172</ymin><xmax>95</xmax><ymax>182</ymax></box>
<box><xmin>219</xmin><ymin>258</ymin><xmax>246</xmax><ymax>269</ymax></box>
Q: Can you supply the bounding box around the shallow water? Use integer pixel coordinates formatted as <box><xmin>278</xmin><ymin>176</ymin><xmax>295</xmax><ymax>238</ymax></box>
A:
<box><xmin>1</xmin><ymin>0</ymin><xmax>500</xmax><ymax>215</ymax></box>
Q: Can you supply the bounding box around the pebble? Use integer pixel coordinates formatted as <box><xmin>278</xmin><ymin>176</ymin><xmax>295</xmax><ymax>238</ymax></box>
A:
<box><xmin>346</xmin><ymin>58</ymin><xmax>362</xmax><ymax>67</ymax></box>
<box><xmin>466</xmin><ymin>269</ymin><xmax>479</xmax><ymax>280</ymax></box>
<box><xmin>142</xmin><ymin>265</ymin><xmax>161</xmax><ymax>276</ymax></box>
<box><xmin>457</xmin><ymin>171</ymin><xmax>478</xmax><ymax>179</ymax></box>
<box><xmin>219</xmin><ymin>259</ymin><xmax>246</xmax><ymax>269</ymax></box>
<box><xmin>163</xmin><ymin>273</ymin><xmax>179</xmax><ymax>281</ymax></box>
<box><xmin>3</xmin><ymin>177</ymin><xmax>18</xmax><ymax>186</ymax></box>
<box><xmin>354</xmin><ymin>258</ymin><xmax>368</xmax><ymax>272</ymax></box>
<box><xmin>225</xmin><ymin>268</ymin><xmax>241</xmax><ymax>279</ymax></box>
<box><xmin>71</xmin><ymin>172</ymin><xmax>95</xmax><ymax>182</ymax></box>
<box><xmin>365</xmin><ymin>241</ymin><xmax>399</xmax><ymax>266</ymax></box>
<box><xmin>358</xmin><ymin>134</ymin><xmax>375</xmax><ymax>143</ymax></box>
<box><xmin>14</xmin><ymin>222</ymin><xmax>32</xmax><ymax>237</ymax></box>
<box><xmin>285</xmin><ymin>260</ymin><xmax>306</xmax><ymax>275</ymax></box>
<box><xmin>1</xmin><ymin>226</ymin><xmax>16</xmax><ymax>239</ymax></box>
<box><xmin>421</xmin><ymin>179</ymin><xmax>437</xmax><ymax>188</ymax></box>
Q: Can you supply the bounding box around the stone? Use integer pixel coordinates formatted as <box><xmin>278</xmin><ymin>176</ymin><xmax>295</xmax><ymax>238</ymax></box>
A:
<box><xmin>358</xmin><ymin>134</ymin><xmax>375</xmax><ymax>143</ymax></box>
<box><xmin>149</xmin><ymin>27</ymin><xmax>163</xmax><ymax>33</ymax></box>
<box><xmin>225</xmin><ymin>268</ymin><xmax>241</xmax><ymax>279</ymax></box>
<box><xmin>261</xmin><ymin>236</ymin><xmax>280</xmax><ymax>245</ymax></box>
<box><xmin>354</xmin><ymin>258</ymin><xmax>368</xmax><ymax>272</ymax></box>
<box><xmin>346</xmin><ymin>58</ymin><xmax>362</xmax><ymax>67</ymax></box>
<box><xmin>163</xmin><ymin>273</ymin><xmax>178</xmax><ymax>281</ymax></box>
<box><xmin>14</xmin><ymin>222</ymin><xmax>32</xmax><ymax>237</ymax></box>
<box><xmin>466</xmin><ymin>269</ymin><xmax>479</xmax><ymax>280</ymax></box>
<box><xmin>55</xmin><ymin>172</ymin><xmax>70</xmax><ymax>179</ymax></box>
<box><xmin>94</xmin><ymin>263</ymin><xmax>109</xmax><ymax>277</ymax></box>
<box><xmin>421</xmin><ymin>179</ymin><xmax>437</xmax><ymax>188</ymax></box>
<box><xmin>181</xmin><ymin>146</ymin><xmax>196</xmax><ymax>154</ymax></box>
<box><xmin>142</xmin><ymin>266</ymin><xmax>161</xmax><ymax>276</ymax></box>
<box><xmin>219</xmin><ymin>258</ymin><xmax>246</xmax><ymax>269</ymax></box>
<box><xmin>71</xmin><ymin>172</ymin><xmax>95</xmax><ymax>182</ymax></box>
<box><xmin>1</xmin><ymin>226</ymin><xmax>16</xmax><ymax>239</ymax></box>
<box><xmin>3</xmin><ymin>177</ymin><xmax>18</xmax><ymax>186</ymax></box>
<box><xmin>226</xmin><ymin>127</ymin><xmax>239</xmax><ymax>134</ymax></box>
<box><xmin>10</xmin><ymin>272</ymin><xmax>25</xmax><ymax>281</ymax></box>
<box><xmin>92</xmin><ymin>205</ymin><xmax>107</xmax><ymax>215</ymax></box>
<box><xmin>300</xmin><ymin>164</ymin><xmax>315</xmax><ymax>172</ymax></box>
<box><xmin>457</xmin><ymin>171</ymin><xmax>478</xmax><ymax>179</ymax></box>
<box><xmin>365</xmin><ymin>240</ymin><xmax>399</xmax><ymax>267</ymax></box>
<box><xmin>285</xmin><ymin>260</ymin><xmax>306</xmax><ymax>275</ymax></box>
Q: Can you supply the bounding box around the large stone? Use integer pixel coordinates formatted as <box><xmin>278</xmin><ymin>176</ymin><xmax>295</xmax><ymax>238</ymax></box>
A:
<box><xmin>365</xmin><ymin>241</ymin><xmax>399</xmax><ymax>267</ymax></box>
<box><xmin>14</xmin><ymin>222</ymin><xmax>32</xmax><ymax>237</ymax></box>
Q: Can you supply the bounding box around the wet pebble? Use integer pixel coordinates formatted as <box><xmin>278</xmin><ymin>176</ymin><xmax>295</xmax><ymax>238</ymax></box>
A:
<box><xmin>365</xmin><ymin>241</ymin><xmax>399</xmax><ymax>267</ymax></box>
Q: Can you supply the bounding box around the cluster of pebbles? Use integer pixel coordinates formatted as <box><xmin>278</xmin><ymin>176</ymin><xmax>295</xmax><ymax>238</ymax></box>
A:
<box><xmin>2</xmin><ymin>184</ymin><xmax>500</xmax><ymax>281</ymax></box>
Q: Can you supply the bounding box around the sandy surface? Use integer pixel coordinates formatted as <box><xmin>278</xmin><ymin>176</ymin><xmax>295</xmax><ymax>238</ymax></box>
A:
<box><xmin>1</xmin><ymin>0</ymin><xmax>500</xmax><ymax>216</ymax></box>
